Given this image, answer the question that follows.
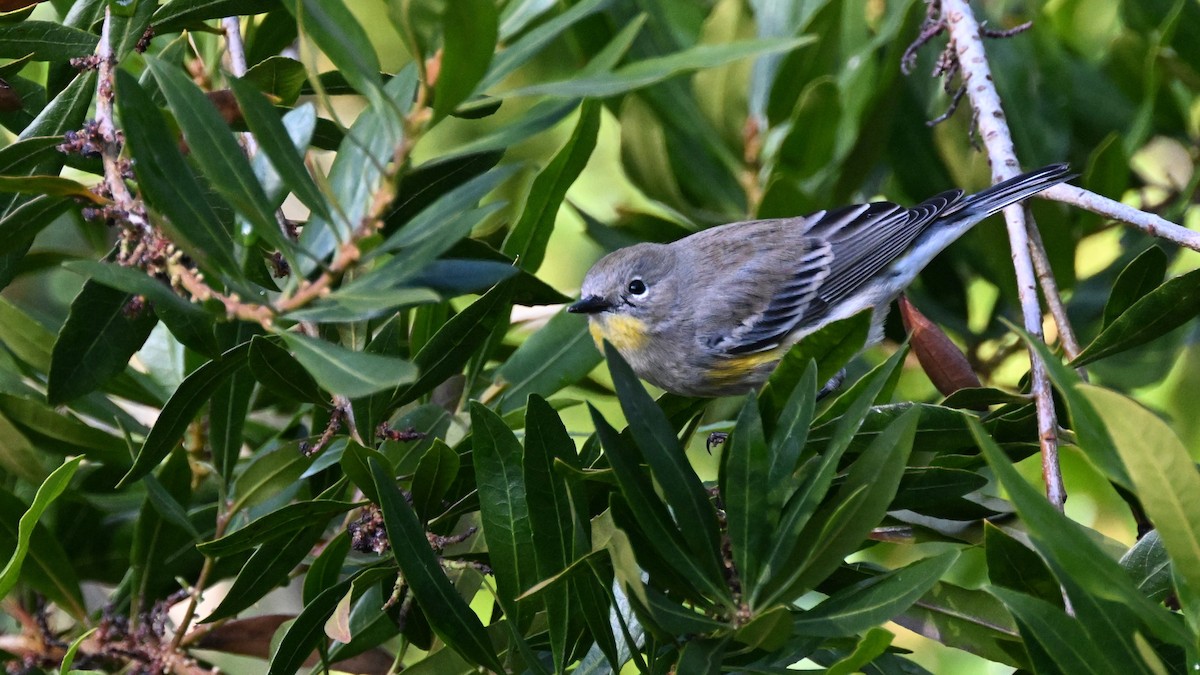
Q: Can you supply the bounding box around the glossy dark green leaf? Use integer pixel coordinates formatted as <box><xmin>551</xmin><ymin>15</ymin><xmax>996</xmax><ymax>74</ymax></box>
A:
<box><xmin>142</xmin><ymin>474</ymin><xmax>201</xmax><ymax>540</ymax></box>
<box><xmin>449</xmin><ymin>98</ymin><xmax>579</xmax><ymax>157</ymax></box>
<box><xmin>494</xmin><ymin>310</ymin><xmax>601</xmax><ymax>413</ymax></box>
<box><xmin>0</xmin><ymin>457</ymin><xmax>81</xmax><ymax>600</ymax></box>
<box><xmin>502</xmin><ymin>100</ymin><xmax>600</xmax><ymax>271</ymax></box>
<box><xmin>63</xmin><ymin>260</ymin><xmax>219</xmax><ymax>356</ymax></box>
<box><xmin>146</xmin><ymin>57</ymin><xmax>295</xmax><ymax>261</ymax></box>
<box><xmin>0</xmin><ymin>394</ymin><xmax>127</xmax><ymax>465</ymax></box>
<box><xmin>973</xmin><ymin>418</ymin><xmax>1191</xmax><ymax>648</ymax></box>
<box><xmin>410</xmin><ymin>440</ymin><xmax>458</xmax><ymax>523</ymax></box>
<box><xmin>1103</xmin><ymin>246</ymin><xmax>1167</xmax><ymax>328</ymax></box>
<box><xmin>0</xmin><ymin>412</ymin><xmax>50</xmax><ymax>484</ymax></box>
<box><xmin>470</xmin><ymin>402</ymin><xmax>537</xmax><ymax>628</ymax></box>
<box><xmin>369</xmin><ymin>457</ymin><xmax>504</xmax><ymax>671</ymax></box>
<box><xmin>278</xmin><ymin>332</ymin><xmax>416</xmax><ymax>399</ymax></box>
<box><xmin>211</xmin><ymin>322</ymin><xmax>259</xmax><ymax>484</ymax></box>
<box><xmin>764</xmin><ymin>361</ymin><xmax>817</xmax><ymax>511</ymax></box>
<box><xmin>130</xmin><ymin>448</ymin><xmax>199</xmax><ymax>601</ymax></box>
<box><xmin>0</xmin><ymin>137</ymin><xmax>62</xmax><ymax>175</ymax></box>
<box><xmin>1120</xmin><ymin>530</ymin><xmax>1173</xmax><ymax>603</ymax></box>
<box><xmin>760</xmin><ymin>311</ymin><xmax>872</xmax><ymax>410</ymax></box>
<box><xmin>115</xmin><ymin>70</ymin><xmax>242</xmax><ymax>282</ymax></box>
<box><xmin>675</xmin><ymin>637</ymin><xmax>728</xmax><ymax>675</ymax></box>
<box><xmin>502</xmin><ymin>37</ymin><xmax>814</xmax><ymax>99</ymax></box>
<box><xmin>153</xmin><ymin>0</ymin><xmax>276</xmax><ymax>31</ymax></box>
<box><xmin>0</xmin><ymin>21</ymin><xmax>97</xmax><ymax>61</ymax></box>
<box><xmin>242</xmin><ymin>55</ymin><xmax>307</xmax><ymax>105</ymax></box>
<box><xmin>303</xmin><ymin>530</ymin><xmax>350</xmax><ymax>605</ymax></box>
<box><xmin>0</xmin><ymin>194</ymin><xmax>73</xmax><ymax>255</ymax></box>
<box><xmin>390</xmin><ymin>281</ymin><xmax>513</xmax><ymax>407</ymax></box>
<box><xmin>794</xmin><ymin>551</ymin><xmax>958</xmax><ymax>636</ymax></box>
<box><xmin>266</xmin><ymin>573</ymin><xmax>357</xmax><ymax>675</ymax></box>
<box><xmin>724</xmin><ymin>392</ymin><xmax>770</xmax><ymax>597</ymax></box>
<box><xmin>604</xmin><ymin>343</ymin><xmax>725</xmax><ymax>592</ymax></box>
<box><xmin>0</xmin><ymin>296</ymin><xmax>52</xmax><ymax>370</ymax></box>
<box><xmin>48</xmin><ymin>279</ymin><xmax>158</xmax><ymax>405</ymax></box>
<box><xmin>279</xmin><ymin>0</ymin><xmax>383</xmax><ymax>105</ymax></box>
<box><xmin>432</xmin><ymin>0</ymin><xmax>497</xmax><ymax>121</ymax></box>
<box><xmin>990</xmin><ymin>588</ymin><xmax>1115</xmax><ymax>675</ymax></box>
<box><xmin>588</xmin><ymin>404</ymin><xmax>728</xmax><ymax>603</ymax></box>
<box><xmin>523</xmin><ymin>395</ymin><xmax>585</xmax><ymax>669</ymax></box>
<box><xmin>0</xmin><ymin>175</ymin><xmax>101</xmax><ymax>202</ymax></box>
<box><xmin>384</xmin><ymin>150</ymin><xmax>503</xmax><ymax>234</ymax></box>
<box><xmin>247</xmin><ymin>334</ymin><xmax>325</xmax><ymax>404</ymax></box>
<box><xmin>340</xmin><ymin>442</ymin><xmax>388</xmax><ymax>506</ymax></box>
<box><xmin>0</xmin><ymin>488</ymin><xmax>85</xmax><ymax>618</ymax></box>
<box><xmin>228</xmin><ymin>76</ymin><xmax>330</xmax><ymax>221</ymax></box>
<box><xmin>199</xmin><ymin>500</ymin><xmax>359</xmax><ymax>557</ymax></box>
<box><xmin>207</xmin><ymin>521</ymin><xmax>331</xmax><ymax>624</ymax></box>
<box><xmin>109</xmin><ymin>0</ymin><xmax>156</xmax><ymax>59</ymax></box>
<box><xmin>230</xmin><ymin>440</ymin><xmax>315</xmax><ymax>515</ymax></box>
<box><xmin>1073</xmin><ymin>267</ymin><xmax>1200</xmax><ymax>367</ymax></box>
<box><xmin>814</xmin><ymin>342</ymin><xmax>909</xmax><ymax>425</ymax></box>
<box><xmin>892</xmin><ymin>580</ymin><xmax>1024</xmax><ymax>668</ymax></box>
<box><xmin>120</xmin><ymin>342</ymin><xmax>252</xmax><ymax>487</ymax></box>
<box><xmin>785</xmin><ymin>407</ymin><xmax>919</xmax><ymax>599</ymax></box>
<box><xmin>985</xmin><ymin>522</ymin><xmax>1062</xmax><ymax>606</ymax></box>
<box><xmin>890</xmin><ymin>466</ymin><xmax>988</xmax><ymax>513</ymax></box>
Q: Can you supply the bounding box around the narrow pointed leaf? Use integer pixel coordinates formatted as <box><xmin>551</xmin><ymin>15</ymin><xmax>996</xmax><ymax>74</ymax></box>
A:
<box><xmin>279</xmin><ymin>332</ymin><xmax>416</xmax><ymax>399</ymax></box>
<box><xmin>0</xmin><ymin>457</ymin><xmax>81</xmax><ymax>600</ymax></box>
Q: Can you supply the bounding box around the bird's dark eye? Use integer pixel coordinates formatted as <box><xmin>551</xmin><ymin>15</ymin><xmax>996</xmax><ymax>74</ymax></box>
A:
<box><xmin>628</xmin><ymin>279</ymin><xmax>647</xmax><ymax>296</ymax></box>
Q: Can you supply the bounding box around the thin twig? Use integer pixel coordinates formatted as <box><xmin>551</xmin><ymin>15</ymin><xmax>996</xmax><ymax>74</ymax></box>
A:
<box><xmin>1042</xmin><ymin>183</ymin><xmax>1200</xmax><ymax>252</ymax></box>
<box><xmin>1023</xmin><ymin>207</ymin><xmax>1086</xmax><ymax>376</ymax></box>
<box><xmin>940</xmin><ymin>0</ymin><xmax>1066</xmax><ymax>510</ymax></box>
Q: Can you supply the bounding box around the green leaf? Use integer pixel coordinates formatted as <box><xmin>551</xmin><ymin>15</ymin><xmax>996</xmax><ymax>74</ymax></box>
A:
<box><xmin>448</xmin><ymin>98</ymin><xmax>579</xmax><ymax>157</ymax></box>
<box><xmin>58</xmin><ymin>627</ymin><xmax>96</xmax><ymax>675</ymax></box>
<box><xmin>266</xmin><ymin>573</ymin><xmax>357</xmax><ymax>675</ymax></box>
<box><xmin>494</xmin><ymin>310</ymin><xmax>602</xmax><ymax>413</ymax></box>
<box><xmin>501</xmin><ymin>37</ymin><xmax>815</xmax><ymax>99</ymax></box>
<box><xmin>280</xmin><ymin>0</ymin><xmax>384</xmax><ymax>106</ymax></box>
<box><xmin>0</xmin><ymin>175</ymin><xmax>104</xmax><ymax>202</ymax></box>
<box><xmin>604</xmin><ymin>343</ymin><xmax>726</xmax><ymax>598</ymax></box>
<box><xmin>723</xmin><ymin>392</ymin><xmax>770</xmax><ymax>597</ymax></box>
<box><xmin>231</xmin><ymin>440</ymin><xmax>315</xmax><ymax>515</ymax></box>
<box><xmin>588</xmin><ymin>404</ymin><xmax>728</xmax><ymax>603</ymax></box>
<box><xmin>390</xmin><ymin>281</ymin><xmax>513</xmax><ymax>407</ymax></box>
<box><xmin>153</xmin><ymin>0</ymin><xmax>277</xmax><ymax>31</ymax></box>
<box><xmin>1103</xmin><ymin>247</ymin><xmax>1167</xmax><ymax>328</ymax></box>
<box><xmin>120</xmin><ymin>342</ymin><xmax>252</xmax><ymax>487</ymax></box>
<box><xmin>0</xmin><ymin>394</ymin><xmax>128</xmax><ymax>466</ymax></box>
<box><xmin>278</xmin><ymin>332</ymin><xmax>416</xmax><ymax>399</ymax></box>
<box><xmin>1120</xmin><ymin>530</ymin><xmax>1173</xmax><ymax>603</ymax></box>
<box><xmin>985</xmin><ymin>522</ymin><xmax>1063</xmax><ymax>606</ymax></box>
<box><xmin>523</xmin><ymin>395</ymin><xmax>585</xmax><ymax>669</ymax></box>
<box><xmin>303</xmin><ymin>530</ymin><xmax>350</xmax><ymax>605</ymax></box>
<box><xmin>242</xmin><ymin>55</ymin><xmax>308</xmax><ymax>106</ymax></box>
<box><xmin>892</xmin><ymin>580</ymin><xmax>1024</xmax><ymax>668</ymax></box>
<box><xmin>0</xmin><ymin>296</ymin><xmax>52</xmax><ymax>370</ymax></box>
<box><xmin>115</xmin><ymin>70</ymin><xmax>243</xmax><ymax>282</ymax></box>
<box><xmin>146</xmin><ymin>56</ymin><xmax>296</xmax><ymax>263</ymax></box>
<box><xmin>1079</xmin><ymin>385</ymin><xmax>1200</xmax><ymax>611</ymax></box>
<box><xmin>143</xmin><ymin>474</ymin><xmax>201</xmax><ymax>540</ymax></box>
<box><xmin>675</xmin><ymin>637</ymin><xmax>728</xmax><ymax>675</ymax></box>
<box><xmin>369</xmin><ymin>457</ymin><xmax>504</xmax><ymax>671</ymax></box>
<box><xmin>207</xmin><ymin>521</ymin><xmax>331</xmax><ymax>624</ymax></box>
<box><xmin>482</xmin><ymin>0</ymin><xmax>612</xmax><ymax>89</ymax></box>
<box><xmin>0</xmin><ymin>412</ymin><xmax>50</xmax><ymax>484</ymax></box>
<box><xmin>228</xmin><ymin>77</ymin><xmax>331</xmax><ymax>221</ymax></box>
<box><xmin>763</xmin><ymin>360</ymin><xmax>816</xmax><ymax>508</ymax></box>
<box><xmin>0</xmin><ymin>21</ymin><xmax>97</xmax><ymax>62</ymax></box>
<box><xmin>470</xmin><ymin>402</ymin><xmax>537</xmax><ymax>628</ymax></box>
<box><xmin>0</xmin><ymin>136</ymin><xmax>64</xmax><ymax>175</ymax></box>
<box><xmin>410</xmin><ymin>440</ymin><xmax>459</xmax><ymax>523</ymax></box>
<box><xmin>63</xmin><ymin>260</ymin><xmax>219</xmax><ymax>356</ymax></box>
<box><xmin>824</xmin><ymin>628</ymin><xmax>895</xmax><ymax>675</ymax></box>
<box><xmin>0</xmin><ymin>488</ymin><xmax>85</xmax><ymax>619</ymax></box>
<box><xmin>0</xmin><ymin>194</ymin><xmax>73</xmax><ymax>255</ymax></box>
<box><xmin>781</xmin><ymin>407</ymin><xmax>920</xmax><ymax>600</ymax></box>
<box><xmin>1073</xmin><ymin>267</ymin><xmax>1200</xmax><ymax>367</ymax></box>
<box><xmin>433</xmin><ymin>0</ymin><xmax>497</xmax><ymax>121</ymax></box>
<box><xmin>0</xmin><ymin>457</ymin><xmax>82</xmax><ymax>600</ymax></box>
<box><xmin>990</xmin><ymin>588</ymin><xmax>1117</xmax><ymax>675</ymax></box>
<box><xmin>778</xmin><ymin>77</ymin><xmax>840</xmax><ymax>178</ymax></box>
<box><xmin>502</xmin><ymin>100</ymin><xmax>600</xmax><ymax>271</ymax></box>
<box><xmin>972</xmin><ymin>417</ymin><xmax>1192</xmax><ymax>648</ymax></box>
<box><xmin>794</xmin><ymin>551</ymin><xmax>959</xmax><ymax>636</ymax></box>
<box><xmin>247</xmin><ymin>335</ymin><xmax>326</xmax><ymax>404</ymax></box>
<box><xmin>199</xmin><ymin>500</ymin><xmax>359</xmax><ymax>557</ymax></box>
<box><xmin>760</xmin><ymin>311</ymin><xmax>872</xmax><ymax>410</ymax></box>
<box><xmin>48</xmin><ymin>278</ymin><xmax>158</xmax><ymax>404</ymax></box>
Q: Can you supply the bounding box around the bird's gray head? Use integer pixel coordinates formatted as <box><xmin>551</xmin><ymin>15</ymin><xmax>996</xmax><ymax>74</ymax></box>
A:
<box><xmin>567</xmin><ymin>243</ymin><xmax>680</xmax><ymax>328</ymax></box>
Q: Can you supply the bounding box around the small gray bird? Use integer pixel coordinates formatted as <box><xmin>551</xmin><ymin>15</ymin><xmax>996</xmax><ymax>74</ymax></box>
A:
<box><xmin>568</xmin><ymin>164</ymin><xmax>1073</xmax><ymax>397</ymax></box>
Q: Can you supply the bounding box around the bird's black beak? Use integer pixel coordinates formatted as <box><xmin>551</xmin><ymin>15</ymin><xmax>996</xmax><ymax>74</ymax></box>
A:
<box><xmin>567</xmin><ymin>295</ymin><xmax>611</xmax><ymax>314</ymax></box>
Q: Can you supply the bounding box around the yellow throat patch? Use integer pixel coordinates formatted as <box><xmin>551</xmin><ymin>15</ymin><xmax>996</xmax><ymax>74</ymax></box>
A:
<box><xmin>589</xmin><ymin>315</ymin><xmax>649</xmax><ymax>353</ymax></box>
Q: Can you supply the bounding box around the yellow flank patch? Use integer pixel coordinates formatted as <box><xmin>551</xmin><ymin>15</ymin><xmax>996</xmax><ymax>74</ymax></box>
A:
<box><xmin>708</xmin><ymin>348</ymin><xmax>784</xmax><ymax>383</ymax></box>
<box><xmin>590</xmin><ymin>315</ymin><xmax>649</xmax><ymax>353</ymax></box>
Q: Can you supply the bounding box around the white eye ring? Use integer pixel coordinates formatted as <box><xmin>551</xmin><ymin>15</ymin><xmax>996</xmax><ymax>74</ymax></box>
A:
<box><xmin>627</xmin><ymin>279</ymin><xmax>647</xmax><ymax>296</ymax></box>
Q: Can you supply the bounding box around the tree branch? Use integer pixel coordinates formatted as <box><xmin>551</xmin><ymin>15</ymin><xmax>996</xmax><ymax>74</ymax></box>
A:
<box><xmin>1042</xmin><ymin>183</ymin><xmax>1200</xmax><ymax>252</ymax></box>
<box><xmin>939</xmin><ymin>0</ymin><xmax>1067</xmax><ymax>510</ymax></box>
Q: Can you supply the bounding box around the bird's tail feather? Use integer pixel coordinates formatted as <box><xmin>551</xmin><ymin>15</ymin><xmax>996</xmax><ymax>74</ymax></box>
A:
<box><xmin>948</xmin><ymin>163</ymin><xmax>1075</xmax><ymax>219</ymax></box>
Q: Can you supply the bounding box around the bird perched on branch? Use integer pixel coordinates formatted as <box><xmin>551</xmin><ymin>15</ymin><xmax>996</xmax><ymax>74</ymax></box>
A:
<box><xmin>568</xmin><ymin>164</ymin><xmax>1073</xmax><ymax>397</ymax></box>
